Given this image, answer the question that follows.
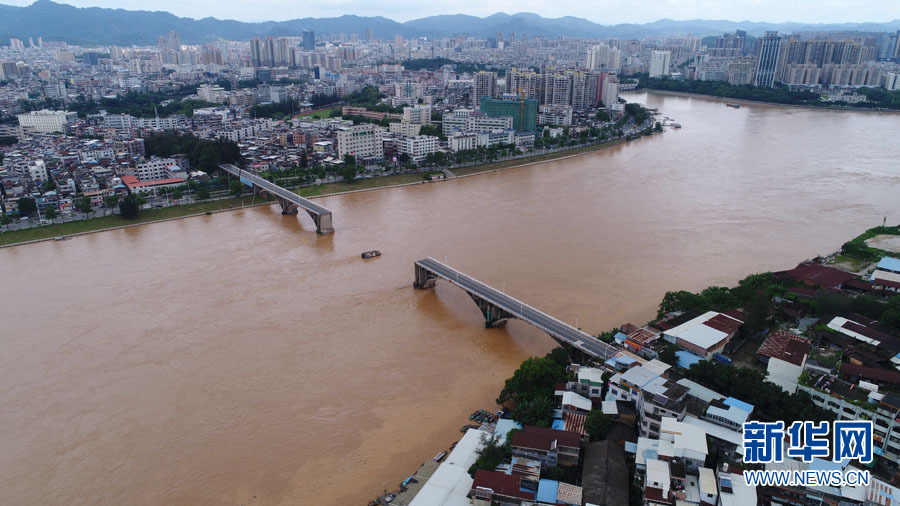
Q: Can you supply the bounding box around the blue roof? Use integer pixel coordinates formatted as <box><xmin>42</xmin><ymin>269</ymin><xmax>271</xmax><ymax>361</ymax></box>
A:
<box><xmin>878</xmin><ymin>257</ymin><xmax>900</xmax><ymax>272</ymax></box>
<box><xmin>723</xmin><ymin>397</ymin><xmax>755</xmax><ymax>413</ymax></box>
<box><xmin>614</xmin><ymin>332</ymin><xmax>628</xmax><ymax>341</ymax></box>
<box><xmin>624</xmin><ymin>441</ymin><xmax>638</xmax><ymax>453</ymax></box>
<box><xmin>551</xmin><ymin>418</ymin><xmax>565</xmax><ymax>430</ymax></box>
<box><xmin>536</xmin><ymin>479</ymin><xmax>559</xmax><ymax>503</ymax></box>
<box><xmin>676</xmin><ymin>351</ymin><xmax>703</xmax><ymax>370</ymax></box>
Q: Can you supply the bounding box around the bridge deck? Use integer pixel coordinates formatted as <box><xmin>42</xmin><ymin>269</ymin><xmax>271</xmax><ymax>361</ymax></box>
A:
<box><xmin>219</xmin><ymin>164</ymin><xmax>331</xmax><ymax>216</ymax></box>
<box><xmin>416</xmin><ymin>258</ymin><xmax>615</xmax><ymax>360</ymax></box>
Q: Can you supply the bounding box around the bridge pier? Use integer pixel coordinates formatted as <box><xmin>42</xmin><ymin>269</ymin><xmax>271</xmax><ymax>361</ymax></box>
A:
<box><xmin>311</xmin><ymin>211</ymin><xmax>334</xmax><ymax>235</ymax></box>
<box><xmin>414</xmin><ymin>263</ymin><xmax>438</xmax><ymax>289</ymax></box>
<box><xmin>471</xmin><ymin>294</ymin><xmax>513</xmax><ymax>328</ymax></box>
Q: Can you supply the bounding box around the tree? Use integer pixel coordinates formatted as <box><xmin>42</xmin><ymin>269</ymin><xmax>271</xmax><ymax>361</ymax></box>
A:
<box><xmin>18</xmin><ymin>197</ymin><xmax>37</xmax><ymax>216</ymax></box>
<box><xmin>497</xmin><ymin>357</ymin><xmax>566</xmax><ymax>405</ymax></box>
<box><xmin>118</xmin><ymin>193</ymin><xmax>142</xmax><ymax>219</ymax></box>
<box><xmin>659</xmin><ymin>344</ymin><xmax>679</xmax><ymax>367</ymax></box>
<box><xmin>197</xmin><ymin>187</ymin><xmax>210</xmax><ymax>200</ymax></box>
<box><xmin>596</xmin><ymin>110</ymin><xmax>611</xmax><ymax>122</ymax></box>
<box><xmin>340</xmin><ymin>163</ymin><xmax>357</xmax><ymax>183</ymax></box>
<box><xmin>342</xmin><ymin>154</ymin><xmax>356</xmax><ymax>167</ymax></box>
<box><xmin>545</xmin><ymin>347</ymin><xmax>570</xmax><ymax>369</ymax></box>
<box><xmin>172</xmin><ymin>189</ymin><xmax>183</xmax><ymax>200</ymax></box>
<box><xmin>882</xmin><ymin>296</ymin><xmax>900</xmax><ymax>330</ymax></box>
<box><xmin>229</xmin><ymin>180</ymin><xmax>244</xmax><ymax>197</ymax></box>
<box><xmin>75</xmin><ymin>196</ymin><xmax>93</xmax><ymax>215</ymax></box>
<box><xmin>103</xmin><ymin>194</ymin><xmax>119</xmax><ymax>212</ymax></box>
<box><xmin>585</xmin><ymin>411</ymin><xmax>612</xmax><ymax>442</ymax></box>
<box><xmin>468</xmin><ymin>433</ymin><xmax>511</xmax><ymax>477</ymax></box>
<box><xmin>0</xmin><ymin>213</ymin><xmax>12</xmax><ymax>230</ymax></box>
<box><xmin>512</xmin><ymin>397</ymin><xmax>554</xmax><ymax>428</ymax></box>
<box><xmin>44</xmin><ymin>206</ymin><xmax>58</xmax><ymax>221</ymax></box>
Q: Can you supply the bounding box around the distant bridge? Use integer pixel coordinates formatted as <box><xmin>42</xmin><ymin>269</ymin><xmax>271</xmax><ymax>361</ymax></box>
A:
<box><xmin>219</xmin><ymin>164</ymin><xmax>333</xmax><ymax>234</ymax></box>
<box><xmin>414</xmin><ymin>258</ymin><xmax>615</xmax><ymax>360</ymax></box>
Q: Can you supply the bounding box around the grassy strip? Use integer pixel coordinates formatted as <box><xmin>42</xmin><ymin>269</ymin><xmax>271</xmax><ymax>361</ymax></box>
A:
<box><xmin>0</xmin><ymin>196</ymin><xmax>270</xmax><ymax>246</ymax></box>
<box><xmin>840</xmin><ymin>225</ymin><xmax>900</xmax><ymax>262</ymax></box>
<box><xmin>293</xmin><ymin>173</ymin><xmax>427</xmax><ymax>197</ymax></box>
<box><xmin>450</xmin><ymin>139</ymin><xmax>625</xmax><ymax>177</ymax></box>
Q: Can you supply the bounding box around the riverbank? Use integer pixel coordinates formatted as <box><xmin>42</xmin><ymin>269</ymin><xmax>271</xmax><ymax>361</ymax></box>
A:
<box><xmin>638</xmin><ymin>89</ymin><xmax>900</xmax><ymax>113</ymax></box>
<box><xmin>0</xmin><ymin>137</ymin><xmax>632</xmax><ymax>248</ymax></box>
<box><xmin>0</xmin><ymin>196</ymin><xmax>273</xmax><ymax>248</ymax></box>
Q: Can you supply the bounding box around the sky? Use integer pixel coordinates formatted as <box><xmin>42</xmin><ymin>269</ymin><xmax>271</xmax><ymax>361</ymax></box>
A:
<box><xmin>2</xmin><ymin>0</ymin><xmax>898</xmax><ymax>24</ymax></box>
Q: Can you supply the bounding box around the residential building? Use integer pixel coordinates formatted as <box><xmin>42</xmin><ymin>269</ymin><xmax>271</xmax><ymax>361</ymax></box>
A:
<box><xmin>870</xmin><ymin>257</ymin><xmax>900</xmax><ymax>292</ymax></box>
<box><xmin>402</xmin><ymin>105</ymin><xmax>432</xmax><ymax>125</ymax></box>
<box><xmin>336</xmin><ymin>124</ymin><xmax>381</xmax><ymax>159</ymax></box>
<box><xmin>509</xmin><ymin>426</ymin><xmax>582</xmax><ymax>467</ymax></box>
<box><xmin>135</xmin><ymin>157</ymin><xmax>180</xmax><ymax>181</ymax></box>
<box><xmin>388</xmin><ymin>121</ymin><xmax>422</xmax><ymax>136</ymax></box>
<box><xmin>473</xmin><ymin>71</ymin><xmax>498</xmax><ymax>102</ymax></box>
<box><xmin>17</xmin><ymin>110</ymin><xmax>79</xmax><ymax>133</ymax></box>
<box><xmin>396</xmin><ymin>135</ymin><xmax>439</xmax><ymax>163</ymax></box>
<box><xmin>755</xmin><ymin>31</ymin><xmax>782</xmax><ymax>87</ymax></box>
<box><xmin>661</xmin><ymin>311</ymin><xmax>742</xmax><ymax>358</ymax></box>
<box><xmin>756</xmin><ymin>330</ymin><xmax>811</xmax><ymax>393</ymax></box>
<box><xmin>449</xmin><ymin>133</ymin><xmax>477</xmax><ymax>152</ymax></box>
<box><xmin>649</xmin><ymin>50</ymin><xmax>671</xmax><ymax>77</ymax></box>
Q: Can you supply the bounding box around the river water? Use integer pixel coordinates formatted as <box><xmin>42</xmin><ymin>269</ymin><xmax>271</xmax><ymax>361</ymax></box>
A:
<box><xmin>1</xmin><ymin>92</ymin><xmax>899</xmax><ymax>505</ymax></box>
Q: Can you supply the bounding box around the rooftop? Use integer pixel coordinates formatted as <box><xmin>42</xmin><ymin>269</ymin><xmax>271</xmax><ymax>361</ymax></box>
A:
<box><xmin>756</xmin><ymin>330</ymin><xmax>811</xmax><ymax>367</ymax></box>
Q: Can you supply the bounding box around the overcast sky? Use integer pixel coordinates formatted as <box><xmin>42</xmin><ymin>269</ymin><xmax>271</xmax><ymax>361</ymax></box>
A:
<box><xmin>3</xmin><ymin>0</ymin><xmax>898</xmax><ymax>24</ymax></box>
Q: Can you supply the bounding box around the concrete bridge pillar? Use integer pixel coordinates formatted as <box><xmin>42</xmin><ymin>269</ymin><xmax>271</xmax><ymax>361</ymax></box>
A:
<box><xmin>414</xmin><ymin>264</ymin><xmax>437</xmax><ymax>289</ymax></box>
<box><xmin>472</xmin><ymin>295</ymin><xmax>513</xmax><ymax>328</ymax></box>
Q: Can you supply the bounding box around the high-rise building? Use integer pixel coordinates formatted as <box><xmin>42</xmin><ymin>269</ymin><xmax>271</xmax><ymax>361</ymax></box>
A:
<box><xmin>473</xmin><ymin>71</ymin><xmax>498</xmax><ymax>103</ymax></box>
<box><xmin>264</xmin><ymin>37</ymin><xmax>276</xmax><ymax>67</ymax></box>
<box><xmin>302</xmin><ymin>30</ymin><xmax>315</xmax><ymax>51</ymax></box>
<box><xmin>480</xmin><ymin>97</ymin><xmax>537</xmax><ymax>131</ymax></box>
<box><xmin>0</xmin><ymin>61</ymin><xmax>19</xmax><ymax>78</ymax></box>
<box><xmin>365</xmin><ymin>28</ymin><xmax>374</xmax><ymax>42</ymax></box>
<box><xmin>275</xmin><ymin>37</ymin><xmax>295</xmax><ymax>67</ymax></box>
<box><xmin>394</xmin><ymin>34</ymin><xmax>404</xmax><ymax>48</ymax></box>
<box><xmin>649</xmin><ymin>50</ymin><xmax>671</xmax><ymax>77</ymax></box>
<box><xmin>754</xmin><ymin>31</ymin><xmax>782</xmax><ymax>87</ymax></box>
<box><xmin>250</xmin><ymin>38</ymin><xmax>263</xmax><ymax>67</ymax></box>
<box><xmin>82</xmin><ymin>52</ymin><xmax>99</xmax><ymax>66</ymax></box>
<box><xmin>587</xmin><ymin>44</ymin><xmax>621</xmax><ymax>72</ymax></box>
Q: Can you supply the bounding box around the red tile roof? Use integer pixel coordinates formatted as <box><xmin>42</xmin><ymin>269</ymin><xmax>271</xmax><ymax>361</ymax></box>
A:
<box><xmin>756</xmin><ymin>330</ymin><xmax>811</xmax><ymax>367</ymax></box>
<box><xmin>703</xmin><ymin>313</ymin><xmax>742</xmax><ymax>335</ymax></box>
<box><xmin>511</xmin><ymin>426</ymin><xmax>582</xmax><ymax>452</ymax></box>
<box><xmin>840</xmin><ymin>363</ymin><xmax>900</xmax><ymax>385</ymax></box>
<box><xmin>471</xmin><ymin>470</ymin><xmax>536</xmax><ymax>501</ymax></box>
<box><xmin>776</xmin><ymin>262</ymin><xmax>855</xmax><ymax>289</ymax></box>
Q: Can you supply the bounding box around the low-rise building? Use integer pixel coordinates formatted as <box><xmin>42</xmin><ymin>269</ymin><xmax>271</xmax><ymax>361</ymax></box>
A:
<box><xmin>510</xmin><ymin>426</ymin><xmax>581</xmax><ymax>468</ymax></box>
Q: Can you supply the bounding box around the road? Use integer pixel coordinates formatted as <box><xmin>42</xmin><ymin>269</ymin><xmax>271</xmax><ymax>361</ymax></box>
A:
<box><xmin>416</xmin><ymin>257</ymin><xmax>616</xmax><ymax>360</ymax></box>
